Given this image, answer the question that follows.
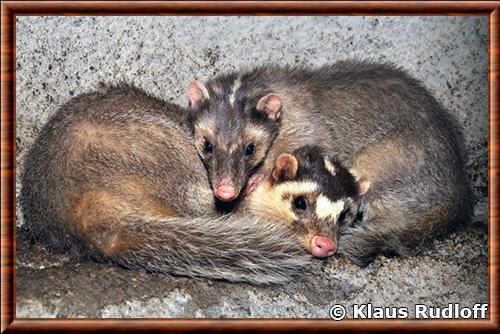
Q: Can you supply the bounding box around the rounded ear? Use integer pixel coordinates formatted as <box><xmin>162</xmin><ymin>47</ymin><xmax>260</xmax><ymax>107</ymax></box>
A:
<box><xmin>187</xmin><ymin>80</ymin><xmax>209</xmax><ymax>109</ymax></box>
<box><xmin>272</xmin><ymin>153</ymin><xmax>298</xmax><ymax>183</ymax></box>
<box><xmin>357</xmin><ymin>178</ymin><xmax>371</xmax><ymax>195</ymax></box>
<box><xmin>256</xmin><ymin>93</ymin><xmax>282</xmax><ymax>121</ymax></box>
<box><xmin>349</xmin><ymin>168</ymin><xmax>371</xmax><ymax>196</ymax></box>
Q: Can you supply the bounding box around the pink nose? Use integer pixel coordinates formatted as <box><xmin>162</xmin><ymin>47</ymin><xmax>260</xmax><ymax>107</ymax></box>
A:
<box><xmin>310</xmin><ymin>235</ymin><xmax>337</xmax><ymax>258</ymax></box>
<box><xmin>215</xmin><ymin>184</ymin><xmax>239</xmax><ymax>201</ymax></box>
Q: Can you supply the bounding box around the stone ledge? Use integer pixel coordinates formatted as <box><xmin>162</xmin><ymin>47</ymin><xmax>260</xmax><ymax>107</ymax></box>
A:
<box><xmin>16</xmin><ymin>219</ymin><xmax>487</xmax><ymax>318</ymax></box>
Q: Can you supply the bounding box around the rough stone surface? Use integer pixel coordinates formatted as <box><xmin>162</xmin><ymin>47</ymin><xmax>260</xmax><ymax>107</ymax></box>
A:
<box><xmin>16</xmin><ymin>223</ymin><xmax>488</xmax><ymax>318</ymax></box>
<box><xmin>15</xmin><ymin>16</ymin><xmax>488</xmax><ymax>318</ymax></box>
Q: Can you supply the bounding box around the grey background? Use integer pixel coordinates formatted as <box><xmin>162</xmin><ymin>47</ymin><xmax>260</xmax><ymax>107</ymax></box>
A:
<box><xmin>16</xmin><ymin>16</ymin><xmax>488</xmax><ymax>318</ymax></box>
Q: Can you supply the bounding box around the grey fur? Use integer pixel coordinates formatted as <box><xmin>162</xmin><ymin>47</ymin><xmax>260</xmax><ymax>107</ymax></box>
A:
<box><xmin>20</xmin><ymin>83</ymin><xmax>310</xmax><ymax>284</ymax></box>
<box><xmin>188</xmin><ymin>61</ymin><xmax>473</xmax><ymax>266</ymax></box>
<box><xmin>111</xmin><ymin>215</ymin><xmax>311</xmax><ymax>284</ymax></box>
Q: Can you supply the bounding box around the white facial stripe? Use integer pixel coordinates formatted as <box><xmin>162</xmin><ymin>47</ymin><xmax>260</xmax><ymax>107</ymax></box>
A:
<box><xmin>228</xmin><ymin>142</ymin><xmax>240</xmax><ymax>154</ymax></box>
<box><xmin>324</xmin><ymin>159</ymin><xmax>336</xmax><ymax>176</ymax></box>
<box><xmin>229</xmin><ymin>77</ymin><xmax>241</xmax><ymax>106</ymax></box>
<box><xmin>274</xmin><ymin>181</ymin><xmax>318</xmax><ymax>198</ymax></box>
<box><xmin>316</xmin><ymin>195</ymin><xmax>345</xmax><ymax>222</ymax></box>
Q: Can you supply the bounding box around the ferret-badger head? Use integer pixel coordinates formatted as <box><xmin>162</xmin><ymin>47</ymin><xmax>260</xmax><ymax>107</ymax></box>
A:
<box><xmin>247</xmin><ymin>145</ymin><xmax>370</xmax><ymax>258</ymax></box>
<box><xmin>186</xmin><ymin>76</ymin><xmax>282</xmax><ymax>202</ymax></box>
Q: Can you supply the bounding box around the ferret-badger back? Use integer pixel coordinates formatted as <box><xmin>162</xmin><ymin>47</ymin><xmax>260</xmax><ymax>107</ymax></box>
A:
<box><xmin>187</xmin><ymin>61</ymin><xmax>473</xmax><ymax>266</ymax></box>
<box><xmin>20</xmin><ymin>83</ymin><xmax>314</xmax><ymax>285</ymax></box>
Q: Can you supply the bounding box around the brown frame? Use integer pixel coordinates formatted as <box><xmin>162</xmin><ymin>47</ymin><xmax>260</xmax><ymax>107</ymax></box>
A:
<box><xmin>1</xmin><ymin>1</ymin><xmax>498</xmax><ymax>332</ymax></box>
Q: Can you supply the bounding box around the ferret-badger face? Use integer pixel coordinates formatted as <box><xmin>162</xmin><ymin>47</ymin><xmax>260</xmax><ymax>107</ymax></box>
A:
<box><xmin>187</xmin><ymin>77</ymin><xmax>282</xmax><ymax>202</ymax></box>
<box><xmin>248</xmin><ymin>145</ymin><xmax>370</xmax><ymax>258</ymax></box>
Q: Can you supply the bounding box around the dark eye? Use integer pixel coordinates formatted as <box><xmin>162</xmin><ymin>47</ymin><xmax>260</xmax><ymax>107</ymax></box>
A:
<box><xmin>245</xmin><ymin>143</ymin><xmax>256</xmax><ymax>156</ymax></box>
<box><xmin>293</xmin><ymin>197</ymin><xmax>307</xmax><ymax>210</ymax></box>
<box><xmin>203</xmin><ymin>140</ymin><xmax>213</xmax><ymax>153</ymax></box>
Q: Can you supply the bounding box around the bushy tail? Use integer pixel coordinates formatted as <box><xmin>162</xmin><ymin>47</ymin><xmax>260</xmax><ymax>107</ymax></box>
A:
<box><xmin>105</xmin><ymin>214</ymin><xmax>312</xmax><ymax>285</ymax></box>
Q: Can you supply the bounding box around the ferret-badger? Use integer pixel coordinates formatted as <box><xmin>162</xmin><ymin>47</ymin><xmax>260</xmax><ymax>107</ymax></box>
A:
<box><xmin>20</xmin><ymin>83</ymin><xmax>315</xmax><ymax>285</ymax></box>
<box><xmin>244</xmin><ymin>145</ymin><xmax>370</xmax><ymax>258</ymax></box>
<box><xmin>186</xmin><ymin>61</ymin><xmax>473</xmax><ymax>266</ymax></box>
<box><xmin>20</xmin><ymin>83</ymin><xmax>364</xmax><ymax>284</ymax></box>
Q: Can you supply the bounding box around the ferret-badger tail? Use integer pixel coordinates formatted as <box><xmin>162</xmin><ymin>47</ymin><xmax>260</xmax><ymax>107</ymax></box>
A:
<box><xmin>19</xmin><ymin>83</ymin><xmax>309</xmax><ymax>285</ymax></box>
<box><xmin>80</xmin><ymin>215</ymin><xmax>311</xmax><ymax>285</ymax></box>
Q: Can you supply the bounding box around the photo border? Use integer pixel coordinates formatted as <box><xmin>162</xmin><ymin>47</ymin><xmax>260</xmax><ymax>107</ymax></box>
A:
<box><xmin>1</xmin><ymin>1</ymin><xmax>498</xmax><ymax>332</ymax></box>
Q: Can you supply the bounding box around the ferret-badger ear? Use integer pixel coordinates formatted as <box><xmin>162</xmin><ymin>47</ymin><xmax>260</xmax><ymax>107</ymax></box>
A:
<box><xmin>357</xmin><ymin>179</ymin><xmax>371</xmax><ymax>195</ymax></box>
<box><xmin>350</xmin><ymin>168</ymin><xmax>371</xmax><ymax>195</ymax></box>
<box><xmin>256</xmin><ymin>93</ymin><xmax>282</xmax><ymax>121</ymax></box>
<box><xmin>272</xmin><ymin>153</ymin><xmax>298</xmax><ymax>183</ymax></box>
<box><xmin>187</xmin><ymin>80</ymin><xmax>209</xmax><ymax>109</ymax></box>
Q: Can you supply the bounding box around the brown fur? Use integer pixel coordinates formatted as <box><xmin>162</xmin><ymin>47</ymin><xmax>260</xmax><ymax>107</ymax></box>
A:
<box><xmin>187</xmin><ymin>62</ymin><xmax>473</xmax><ymax>265</ymax></box>
<box><xmin>20</xmin><ymin>83</ymin><xmax>311</xmax><ymax>285</ymax></box>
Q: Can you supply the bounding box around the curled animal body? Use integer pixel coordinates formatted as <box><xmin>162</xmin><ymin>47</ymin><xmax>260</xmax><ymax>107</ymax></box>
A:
<box><xmin>186</xmin><ymin>61</ymin><xmax>473</xmax><ymax>266</ymax></box>
<box><xmin>20</xmin><ymin>83</ymin><xmax>313</xmax><ymax>285</ymax></box>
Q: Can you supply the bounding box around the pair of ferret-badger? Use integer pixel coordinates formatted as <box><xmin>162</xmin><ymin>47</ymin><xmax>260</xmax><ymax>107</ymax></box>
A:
<box><xmin>21</xmin><ymin>61</ymin><xmax>472</xmax><ymax>284</ymax></box>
